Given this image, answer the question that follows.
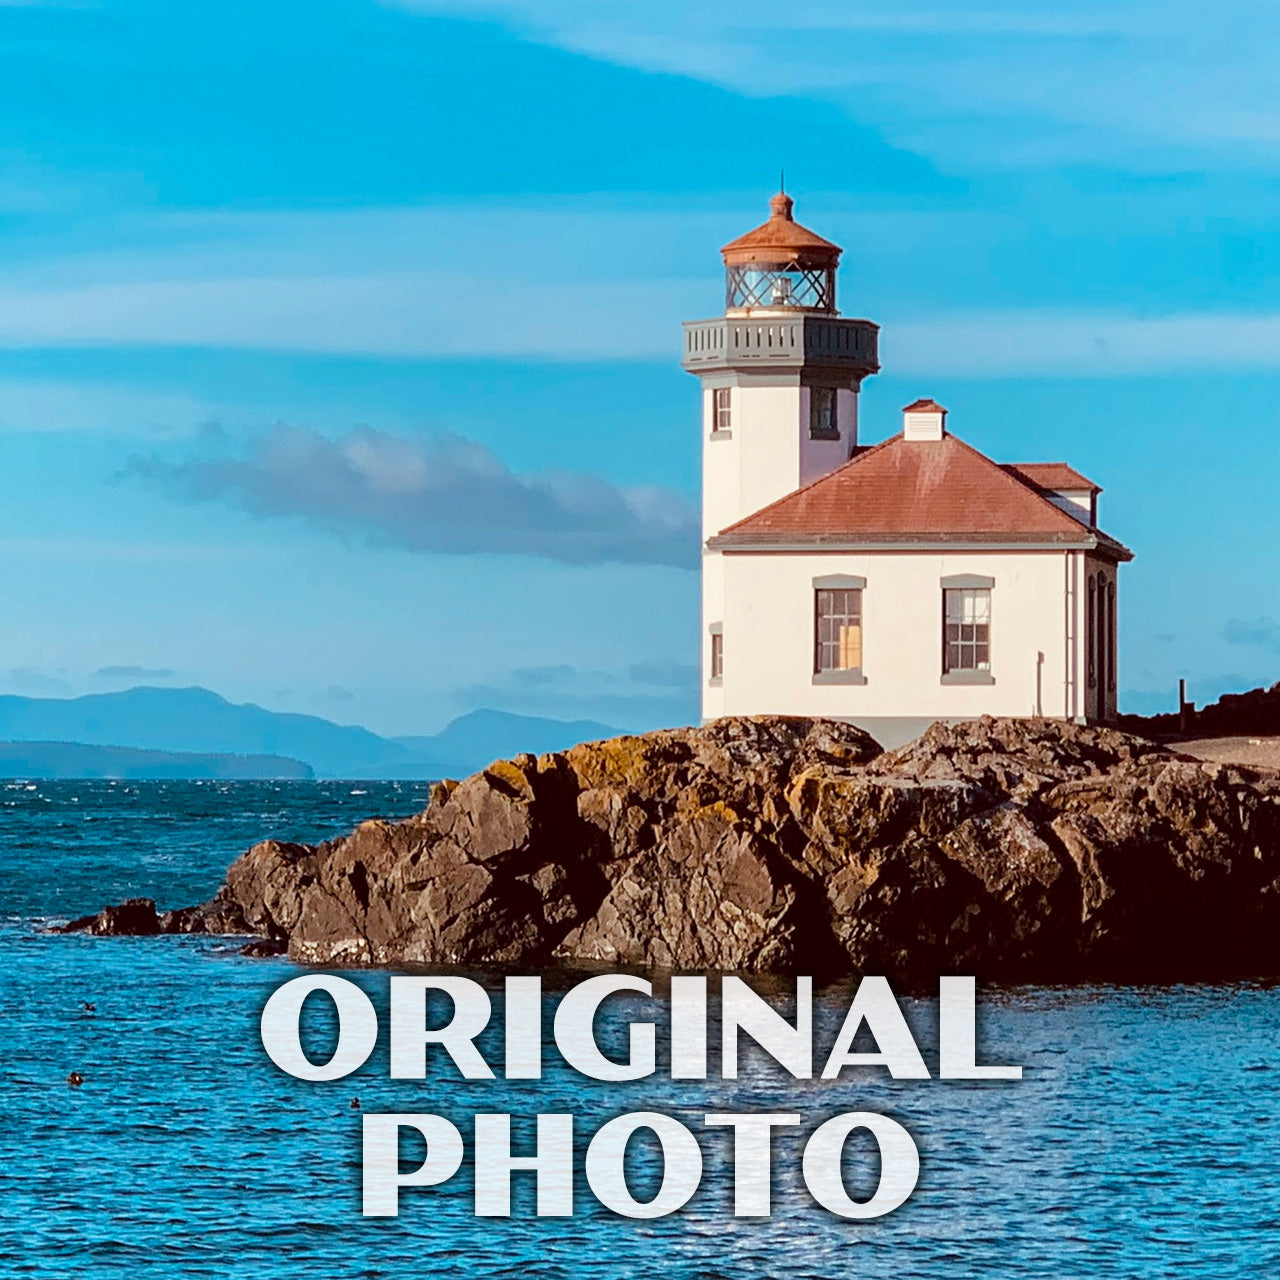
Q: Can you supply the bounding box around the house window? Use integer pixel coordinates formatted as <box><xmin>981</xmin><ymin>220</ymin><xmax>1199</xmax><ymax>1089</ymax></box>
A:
<box><xmin>710</xmin><ymin>629</ymin><xmax>724</xmax><ymax>681</ymax></box>
<box><xmin>944</xmin><ymin>588</ymin><xmax>991</xmax><ymax>674</ymax></box>
<box><xmin>815</xmin><ymin>588</ymin><xmax>862</xmax><ymax>673</ymax></box>
<box><xmin>1106</xmin><ymin>581</ymin><xmax>1117</xmax><ymax>691</ymax></box>
<box><xmin>809</xmin><ymin>386</ymin><xmax>838</xmax><ymax>440</ymax></box>
<box><xmin>713</xmin><ymin>387</ymin><xmax>732</xmax><ymax>433</ymax></box>
<box><xmin>1087</xmin><ymin>574</ymin><xmax>1097</xmax><ymax>689</ymax></box>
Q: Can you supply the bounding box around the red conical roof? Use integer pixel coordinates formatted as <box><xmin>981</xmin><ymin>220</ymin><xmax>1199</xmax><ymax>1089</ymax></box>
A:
<box><xmin>721</xmin><ymin>192</ymin><xmax>842</xmax><ymax>267</ymax></box>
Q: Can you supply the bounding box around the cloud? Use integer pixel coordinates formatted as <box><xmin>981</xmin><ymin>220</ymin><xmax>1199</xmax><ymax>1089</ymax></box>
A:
<box><xmin>626</xmin><ymin>659</ymin><xmax>700</xmax><ymax>690</ymax></box>
<box><xmin>130</xmin><ymin>424</ymin><xmax>699</xmax><ymax>569</ymax></box>
<box><xmin>1223</xmin><ymin>617</ymin><xmax>1280</xmax><ymax>653</ymax></box>
<box><xmin>93</xmin><ymin>665</ymin><xmax>177</xmax><ymax>680</ymax></box>
<box><xmin>885</xmin><ymin>308</ymin><xmax>1280</xmax><ymax>377</ymax></box>
<box><xmin>327</xmin><ymin>684</ymin><xmax>356</xmax><ymax>702</ymax></box>
<box><xmin>0</xmin><ymin>378</ymin><xmax>212</xmax><ymax>435</ymax></box>
<box><xmin>7</xmin><ymin>203</ymin><xmax>1280</xmax><ymax>375</ymax></box>
<box><xmin>454</xmin><ymin>661</ymin><xmax>698</xmax><ymax>730</ymax></box>
<box><xmin>13</xmin><ymin>266</ymin><xmax>1280</xmax><ymax>376</ymax></box>
<box><xmin>4</xmin><ymin>666</ymin><xmax>70</xmax><ymax>694</ymax></box>
<box><xmin>385</xmin><ymin>0</ymin><xmax>1280</xmax><ymax>170</ymax></box>
<box><xmin>0</xmin><ymin>271</ymin><xmax>703</xmax><ymax>360</ymax></box>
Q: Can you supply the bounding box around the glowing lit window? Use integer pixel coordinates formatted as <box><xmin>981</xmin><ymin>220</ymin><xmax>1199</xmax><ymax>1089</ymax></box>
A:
<box><xmin>815</xmin><ymin>589</ymin><xmax>862</xmax><ymax>674</ymax></box>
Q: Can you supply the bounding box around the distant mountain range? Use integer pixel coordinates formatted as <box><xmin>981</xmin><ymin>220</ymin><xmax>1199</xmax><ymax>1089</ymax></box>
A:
<box><xmin>0</xmin><ymin>687</ymin><xmax>620</xmax><ymax>780</ymax></box>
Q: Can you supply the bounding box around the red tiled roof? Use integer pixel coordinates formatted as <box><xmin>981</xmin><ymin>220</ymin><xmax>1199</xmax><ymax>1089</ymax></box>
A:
<box><xmin>903</xmin><ymin>398</ymin><xmax>947</xmax><ymax>413</ymax></box>
<box><xmin>1004</xmin><ymin>462</ymin><xmax>1101</xmax><ymax>494</ymax></box>
<box><xmin>721</xmin><ymin>192</ymin><xmax>841</xmax><ymax>267</ymax></box>
<box><xmin>713</xmin><ymin>431</ymin><xmax>1129</xmax><ymax>558</ymax></box>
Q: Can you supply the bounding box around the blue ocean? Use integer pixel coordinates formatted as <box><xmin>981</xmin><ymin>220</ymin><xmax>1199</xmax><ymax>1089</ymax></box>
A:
<box><xmin>3</xmin><ymin>780</ymin><xmax>1278</xmax><ymax>1277</ymax></box>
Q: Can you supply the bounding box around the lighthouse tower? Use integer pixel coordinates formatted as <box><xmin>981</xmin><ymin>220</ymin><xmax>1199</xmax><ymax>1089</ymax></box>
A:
<box><xmin>684</xmin><ymin>192</ymin><xmax>880</xmax><ymax>711</ymax></box>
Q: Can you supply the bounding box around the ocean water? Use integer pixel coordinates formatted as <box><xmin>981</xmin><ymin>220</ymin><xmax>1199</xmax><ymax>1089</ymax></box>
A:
<box><xmin>2</xmin><ymin>780</ymin><xmax>1279</xmax><ymax>1277</ymax></box>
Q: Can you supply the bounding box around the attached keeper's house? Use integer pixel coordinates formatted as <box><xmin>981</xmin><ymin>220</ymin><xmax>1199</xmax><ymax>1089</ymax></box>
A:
<box><xmin>684</xmin><ymin>192</ymin><xmax>1132</xmax><ymax>747</ymax></box>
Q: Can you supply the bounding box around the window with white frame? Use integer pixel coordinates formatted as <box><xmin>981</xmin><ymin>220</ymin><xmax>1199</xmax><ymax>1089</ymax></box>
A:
<box><xmin>713</xmin><ymin>387</ymin><xmax>732</xmax><ymax>433</ymax></box>
<box><xmin>710</xmin><ymin>629</ymin><xmax>724</xmax><ymax>681</ymax></box>
<box><xmin>815</xmin><ymin>588</ymin><xmax>862</xmax><ymax>673</ymax></box>
<box><xmin>944</xmin><ymin>588</ymin><xmax>991</xmax><ymax>674</ymax></box>
<box><xmin>809</xmin><ymin>386</ymin><xmax>838</xmax><ymax>440</ymax></box>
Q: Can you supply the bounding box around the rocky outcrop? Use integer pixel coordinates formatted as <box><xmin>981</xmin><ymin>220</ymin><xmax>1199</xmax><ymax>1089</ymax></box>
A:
<box><xmin>63</xmin><ymin>716</ymin><xmax>1280</xmax><ymax>984</ymax></box>
<box><xmin>1120</xmin><ymin>678</ymin><xmax>1280</xmax><ymax>738</ymax></box>
<box><xmin>59</xmin><ymin>895</ymin><xmax>250</xmax><ymax>937</ymax></box>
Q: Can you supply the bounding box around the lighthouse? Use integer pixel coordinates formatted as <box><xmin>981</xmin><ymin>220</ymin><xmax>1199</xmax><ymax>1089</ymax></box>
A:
<box><xmin>682</xmin><ymin>190</ymin><xmax>881</xmax><ymax>539</ymax></box>
<box><xmin>685</xmin><ymin>192</ymin><xmax>1132</xmax><ymax>745</ymax></box>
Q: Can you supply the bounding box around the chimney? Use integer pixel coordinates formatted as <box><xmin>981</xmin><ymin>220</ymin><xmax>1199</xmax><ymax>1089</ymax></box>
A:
<box><xmin>903</xmin><ymin>398</ymin><xmax>946</xmax><ymax>441</ymax></box>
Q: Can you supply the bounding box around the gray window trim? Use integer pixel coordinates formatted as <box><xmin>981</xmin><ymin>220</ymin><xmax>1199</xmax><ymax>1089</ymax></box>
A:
<box><xmin>813</xmin><ymin>584</ymin><xmax>864</xmax><ymax>679</ymax></box>
<box><xmin>709</xmin><ymin>429</ymin><xmax>733</xmax><ymax>440</ymax></box>
<box><xmin>808</xmin><ymin>385</ymin><xmax>840</xmax><ymax>441</ymax></box>
<box><xmin>708</xmin><ymin>624</ymin><xmax>724</xmax><ymax>686</ymax></box>
<box><xmin>941</xmin><ymin>670</ymin><xmax>996</xmax><ymax>686</ymax></box>
<box><xmin>813</xmin><ymin>669</ymin><xmax>868</xmax><ymax>686</ymax></box>
<box><xmin>712</xmin><ymin>386</ymin><xmax>733</xmax><ymax>435</ymax></box>
<box><xmin>942</xmin><ymin>584</ymin><xmax>993</xmax><ymax>680</ymax></box>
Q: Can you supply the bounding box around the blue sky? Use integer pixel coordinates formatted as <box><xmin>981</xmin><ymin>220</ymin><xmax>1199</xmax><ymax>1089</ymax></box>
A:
<box><xmin>1</xmin><ymin>0</ymin><xmax>1278</xmax><ymax>734</ymax></box>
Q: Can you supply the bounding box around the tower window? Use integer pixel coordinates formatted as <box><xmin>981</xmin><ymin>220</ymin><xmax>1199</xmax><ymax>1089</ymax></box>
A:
<box><xmin>809</xmin><ymin>386</ymin><xmax>838</xmax><ymax>440</ymax></box>
<box><xmin>815</xmin><ymin>588</ymin><xmax>862</xmax><ymax>674</ymax></box>
<box><xmin>710</xmin><ymin>630</ymin><xmax>724</xmax><ymax>681</ymax></box>
<box><xmin>944</xmin><ymin>588</ymin><xmax>991</xmax><ymax>674</ymax></box>
<box><xmin>713</xmin><ymin>387</ymin><xmax>732</xmax><ymax>433</ymax></box>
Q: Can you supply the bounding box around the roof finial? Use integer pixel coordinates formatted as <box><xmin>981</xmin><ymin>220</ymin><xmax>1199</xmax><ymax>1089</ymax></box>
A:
<box><xmin>769</xmin><ymin>184</ymin><xmax>794</xmax><ymax>220</ymax></box>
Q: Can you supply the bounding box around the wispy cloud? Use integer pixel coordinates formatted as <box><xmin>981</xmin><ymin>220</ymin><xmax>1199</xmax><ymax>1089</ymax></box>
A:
<box><xmin>1223</xmin><ymin>617</ymin><xmax>1280</xmax><ymax>653</ymax></box>
<box><xmin>386</xmin><ymin>0</ymin><xmax>1280</xmax><ymax>169</ymax></box>
<box><xmin>625</xmin><ymin>658</ymin><xmax>699</xmax><ymax>690</ymax></box>
<box><xmin>0</xmin><ymin>377</ymin><xmax>212</xmax><ymax>435</ymax></box>
<box><xmin>887</xmin><ymin>309</ymin><xmax>1280</xmax><ymax>378</ymax></box>
<box><xmin>4</xmin><ymin>200</ymin><xmax>1280</xmax><ymax>375</ymax></box>
<box><xmin>130</xmin><ymin>424</ymin><xmax>699</xmax><ymax>569</ymax></box>
<box><xmin>93</xmin><ymin>665</ymin><xmax>177</xmax><ymax>681</ymax></box>
<box><xmin>10</xmin><ymin>260</ymin><xmax>1280</xmax><ymax>376</ymax></box>
<box><xmin>3</xmin><ymin>666</ymin><xmax>70</xmax><ymax>695</ymax></box>
<box><xmin>0</xmin><ymin>273</ymin><xmax>704</xmax><ymax>359</ymax></box>
<box><xmin>454</xmin><ymin>660</ymin><xmax>698</xmax><ymax>730</ymax></box>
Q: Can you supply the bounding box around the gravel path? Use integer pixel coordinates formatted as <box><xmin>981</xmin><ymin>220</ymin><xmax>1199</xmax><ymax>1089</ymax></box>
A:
<box><xmin>1170</xmin><ymin>736</ymin><xmax>1280</xmax><ymax>772</ymax></box>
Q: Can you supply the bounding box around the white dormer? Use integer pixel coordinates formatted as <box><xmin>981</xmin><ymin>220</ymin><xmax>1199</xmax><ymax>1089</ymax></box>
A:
<box><xmin>1045</xmin><ymin>489</ymin><xmax>1096</xmax><ymax>525</ymax></box>
<box><xmin>903</xmin><ymin>398</ymin><xmax>946</xmax><ymax>441</ymax></box>
<box><xmin>1005</xmin><ymin>463</ymin><xmax>1101</xmax><ymax>527</ymax></box>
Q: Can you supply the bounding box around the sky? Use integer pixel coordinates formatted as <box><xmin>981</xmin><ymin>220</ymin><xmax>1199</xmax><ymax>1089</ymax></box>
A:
<box><xmin>1</xmin><ymin>0</ymin><xmax>1278</xmax><ymax>734</ymax></box>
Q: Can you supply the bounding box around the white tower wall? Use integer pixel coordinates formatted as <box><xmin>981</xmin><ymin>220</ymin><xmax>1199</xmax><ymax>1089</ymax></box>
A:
<box><xmin>700</xmin><ymin>381</ymin><xmax>860</xmax><ymax>540</ymax></box>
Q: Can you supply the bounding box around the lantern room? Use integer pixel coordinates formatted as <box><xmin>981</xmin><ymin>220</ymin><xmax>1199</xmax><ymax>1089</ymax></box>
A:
<box><xmin>720</xmin><ymin>191</ymin><xmax>841</xmax><ymax>315</ymax></box>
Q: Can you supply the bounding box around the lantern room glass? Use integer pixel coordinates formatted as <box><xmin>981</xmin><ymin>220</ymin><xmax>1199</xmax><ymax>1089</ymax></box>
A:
<box><xmin>725</xmin><ymin>261</ymin><xmax>836</xmax><ymax>313</ymax></box>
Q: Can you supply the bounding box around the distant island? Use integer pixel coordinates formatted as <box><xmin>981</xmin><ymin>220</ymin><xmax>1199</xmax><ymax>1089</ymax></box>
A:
<box><xmin>0</xmin><ymin>685</ymin><xmax>617</xmax><ymax>780</ymax></box>
<box><xmin>0</xmin><ymin>741</ymin><xmax>312</xmax><ymax>781</ymax></box>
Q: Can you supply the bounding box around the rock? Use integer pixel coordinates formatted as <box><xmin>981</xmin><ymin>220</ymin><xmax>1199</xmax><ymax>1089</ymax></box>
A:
<box><xmin>59</xmin><ymin>894</ymin><xmax>251</xmax><ymax>938</ymax></box>
<box><xmin>240</xmin><ymin>938</ymin><xmax>287</xmax><ymax>958</ymax></box>
<box><xmin>62</xmin><ymin>715</ymin><xmax>1280</xmax><ymax>984</ymax></box>
<box><xmin>1120</xmin><ymin>678</ymin><xmax>1280</xmax><ymax>739</ymax></box>
<box><xmin>58</xmin><ymin>897</ymin><xmax>161</xmax><ymax>936</ymax></box>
